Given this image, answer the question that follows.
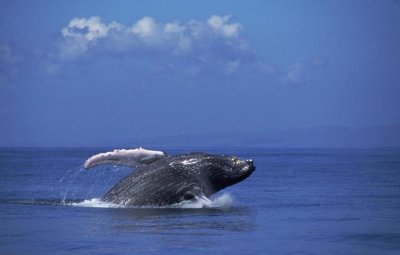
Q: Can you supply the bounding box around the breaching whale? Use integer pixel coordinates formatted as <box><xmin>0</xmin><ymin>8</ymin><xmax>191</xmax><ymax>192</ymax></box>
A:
<box><xmin>84</xmin><ymin>148</ymin><xmax>255</xmax><ymax>206</ymax></box>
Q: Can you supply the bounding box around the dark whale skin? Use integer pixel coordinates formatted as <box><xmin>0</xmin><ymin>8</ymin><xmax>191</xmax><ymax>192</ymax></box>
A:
<box><xmin>101</xmin><ymin>153</ymin><xmax>255</xmax><ymax>206</ymax></box>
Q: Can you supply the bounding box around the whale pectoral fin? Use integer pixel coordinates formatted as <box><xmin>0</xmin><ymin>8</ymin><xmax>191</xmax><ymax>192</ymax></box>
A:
<box><xmin>84</xmin><ymin>147</ymin><xmax>166</xmax><ymax>169</ymax></box>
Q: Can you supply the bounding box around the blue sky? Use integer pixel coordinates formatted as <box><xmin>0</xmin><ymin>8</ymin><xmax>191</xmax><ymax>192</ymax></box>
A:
<box><xmin>0</xmin><ymin>0</ymin><xmax>399</xmax><ymax>147</ymax></box>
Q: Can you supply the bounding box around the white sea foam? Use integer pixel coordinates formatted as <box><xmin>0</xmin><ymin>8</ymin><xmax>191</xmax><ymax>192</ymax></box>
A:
<box><xmin>69</xmin><ymin>193</ymin><xmax>234</xmax><ymax>209</ymax></box>
<box><xmin>176</xmin><ymin>193</ymin><xmax>234</xmax><ymax>208</ymax></box>
<box><xmin>70</xmin><ymin>198</ymin><xmax>126</xmax><ymax>208</ymax></box>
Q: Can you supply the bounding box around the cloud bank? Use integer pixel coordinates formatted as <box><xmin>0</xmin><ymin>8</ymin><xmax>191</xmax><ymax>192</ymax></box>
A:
<box><xmin>0</xmin><ymin>15</ymin><xmax>325</xmax><ymax>87</ymax></box>
<box><xmin>59</xmin><ymin>15</ymin><xmax>257</xmax><ymax>74</ymax></box>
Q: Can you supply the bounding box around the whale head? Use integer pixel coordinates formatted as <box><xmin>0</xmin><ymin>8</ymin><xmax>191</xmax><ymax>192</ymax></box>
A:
<box><xmin>200</xmin><ymin>155</ymin><xmax>256</xmax><ymax>192</ymax></box>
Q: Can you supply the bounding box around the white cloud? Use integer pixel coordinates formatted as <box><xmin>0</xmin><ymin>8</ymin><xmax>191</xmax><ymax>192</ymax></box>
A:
<box><xmin>60</xmin><ymin>16</ymin><xmax>113</xmax><ymax>58</ymax></box>
<box><xmin>207</xmin><ymin>15</ymin><xmax>242</xmax><ymax>37</ymax></box>
<box><xmin>62</xmin><ymin>16</ymin><xmax>109</xmax><ymax>41</ymax></box>
<box><xmin>131</xmin><ymin>16</ymin><xmax>157</xmax><ymax>37</ymax></box>
<box><xmin>0</xmin><ymin>16</ymin><xmax>328</xmax><ymax>88</ymax></box>
<box><xmin>59</xmin><ymin>15</ymin><xmax>254</xmax><ymax>66</ymax></box>
<box><xmin>58</xmin><ymin>15</ymin><xmax>330</xmax><ymax>85</ymax></box>
<box><xmin>283</xmin><ymin>62</ymin><xmax>305</xmax><ymax>83</ymax></box>
<box><xmin>164</xmin><ymin>22</ymin><xmax>183</xmax><ymax>33</ymax></box>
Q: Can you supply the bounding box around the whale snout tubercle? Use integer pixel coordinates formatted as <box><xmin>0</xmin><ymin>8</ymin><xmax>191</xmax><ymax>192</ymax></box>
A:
<box><xmin>245</xmin><ymin>159</ymin><xmax>253</xmax><ymax>167</ymax></box>
<box><xmin>246</xmin><ymin>159</ymin><xmax>255</xmax><ymax>171</ymax></box>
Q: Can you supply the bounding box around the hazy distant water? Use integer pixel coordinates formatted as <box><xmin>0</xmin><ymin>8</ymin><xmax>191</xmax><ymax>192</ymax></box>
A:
<box><xmin>1</xmin><ymin>147</ymin><xmax>400</xmax><ymax>255</ymax></box>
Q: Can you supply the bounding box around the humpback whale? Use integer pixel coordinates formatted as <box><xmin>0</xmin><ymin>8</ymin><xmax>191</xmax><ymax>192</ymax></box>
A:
<box><xmin>84</xmin><ymin>148</ymin><xmax>255</xmax><ymax>206</ymax></box>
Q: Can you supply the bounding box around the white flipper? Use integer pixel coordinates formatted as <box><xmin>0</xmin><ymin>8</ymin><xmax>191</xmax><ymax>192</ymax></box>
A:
<box><xmin>84</xmin><ymin>147</ymin><xmax>166</xmax><ymax>169</ymax></box>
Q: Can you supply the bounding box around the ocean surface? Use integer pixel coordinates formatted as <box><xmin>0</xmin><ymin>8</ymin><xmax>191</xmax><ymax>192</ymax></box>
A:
<box><xmin>1</xmin><ymin>147</ymin><xmax>400</xmax><ymax>255</ymax></box>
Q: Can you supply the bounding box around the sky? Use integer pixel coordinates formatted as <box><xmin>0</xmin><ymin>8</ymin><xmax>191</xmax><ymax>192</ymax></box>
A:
<box><xmin>0</xmin><ymin>0</ymin><xmax>399</xmax><ymax>147</ymax></box>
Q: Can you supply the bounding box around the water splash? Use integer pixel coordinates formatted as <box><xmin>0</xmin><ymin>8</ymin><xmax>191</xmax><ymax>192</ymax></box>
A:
<box><xmin>70</xmin><ymin>198</ymin><xmax>125</xmax><ymax>208</ymax></box>
<box><xmin>69</xmin><ymin>193</ymin><xmax>234</xmax><ymax>209</ymax></box>
<box><xmin>59</xmin><ymin>167</ymin><xmax>85</xmax><ymax>205</ymax></box>
<box><xmin>176</xmin><ymin>193</ymin><xmax>234</xmax><ymax>209</ymax></box>
<box><xmin>58</xmin><ymin>165</ymin><xmax>131</xmax><ymax>205</ymax></box>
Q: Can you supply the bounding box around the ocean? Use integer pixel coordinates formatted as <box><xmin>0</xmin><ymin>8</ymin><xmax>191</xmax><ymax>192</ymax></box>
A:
<box><xmin>1</xmin><ymin>147</ymin><xmax>399</xmax><ymax>255</ymax></box>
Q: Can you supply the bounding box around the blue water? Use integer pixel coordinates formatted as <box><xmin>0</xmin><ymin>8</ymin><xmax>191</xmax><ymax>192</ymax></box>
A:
<box><xmin>1</xmin><ymin>147</ymin><xmax>400</xmax><ymax>254</ymax></box>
